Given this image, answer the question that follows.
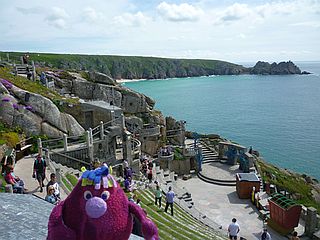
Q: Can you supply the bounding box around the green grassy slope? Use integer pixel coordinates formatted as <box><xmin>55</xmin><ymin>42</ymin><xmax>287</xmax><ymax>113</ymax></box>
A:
<box><xmin>0</xmin><ymin>51</ymin><xmax>248</xmax><ymax>79</ymax></box>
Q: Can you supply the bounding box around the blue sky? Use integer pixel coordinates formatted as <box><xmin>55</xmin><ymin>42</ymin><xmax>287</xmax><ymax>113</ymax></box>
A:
<box><xmin>0</xmin><ymin>0</ymin><xmax>319</xmax><ymax>62</ymax></box>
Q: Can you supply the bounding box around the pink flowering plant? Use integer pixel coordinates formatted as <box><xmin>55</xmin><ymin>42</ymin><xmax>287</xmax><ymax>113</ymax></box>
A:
<box><xmin>1</xmin><ymin>78</ymin><xmax>13</xmax><ymax>89</ymax></box>
<box><xmin>25</xmin><ymin>105</ymin><xmax>33</xmax><ymax>111</ymax></box>
<box><xmin>12</xmin><ymin>103</ymin><xmax>20</xmax><ymax>110</ymax></box>
<box><xmin>1</xmin><ymin>97</ymin><xmax>11</xmax><ymax>102</ymax></box>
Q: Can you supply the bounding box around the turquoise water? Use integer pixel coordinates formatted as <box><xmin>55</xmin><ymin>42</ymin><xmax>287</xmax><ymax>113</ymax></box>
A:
<box><xmin>124</xmin><ymin>62</ymin><xmax>320</xmax><ymax>179</ymax></box>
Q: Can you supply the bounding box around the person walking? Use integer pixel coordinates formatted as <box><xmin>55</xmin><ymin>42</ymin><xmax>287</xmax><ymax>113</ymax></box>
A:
<box><xmin>154</xmin><ymin>185</ymin><xmax>162</xmax><ymax>208</ymax></box>
<box><xmin>228</xmin><ymin>218</ymin><xmax>240</xmax><ymax>240</ymax></box>
<box><xmin>260</xmin><ymin>228</ymin><xmax>271</xmax><ymax>240</ymax></box>
<box><xmin>47</xmin><ymin>173</ymin><xmax>60</xmax><ymax>200</ymax></box>
<box><xmin>290</xmin><ymin>231</ymin><xmax>300</xmax><ymax>240</ymax></box>
<box><xmin>33</xmin><ymin>154</ymin><xmax>46</xmax><ymax>193</ymax></box>
<box><xmin>164</xmin><ymin>186</ymin><xmax>175</xmax><ymax>216</ymax></box>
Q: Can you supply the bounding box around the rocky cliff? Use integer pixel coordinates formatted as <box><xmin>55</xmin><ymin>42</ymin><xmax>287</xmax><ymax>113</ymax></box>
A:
<box><xmin>0</xmin><ymin>80</ymin><xmax>84</xmax><ymax>138</ymax></box>
<box><xmin>250</xmin><ymin>61</ymin><xmax>302</xmax><ymax>75</ymax></box>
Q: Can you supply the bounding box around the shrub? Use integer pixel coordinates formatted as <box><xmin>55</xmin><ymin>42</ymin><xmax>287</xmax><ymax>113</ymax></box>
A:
<box><xmin>0</xmin><ymin>132</ymin><xmax>20</xmax><ymax>147</ymax></box>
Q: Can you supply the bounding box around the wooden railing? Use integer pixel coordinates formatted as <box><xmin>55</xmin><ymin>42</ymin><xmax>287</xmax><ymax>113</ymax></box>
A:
<box><xmin>49</xmin><ymin>149</ymin><xmax>90</xmax><ymax>170</ymax></box>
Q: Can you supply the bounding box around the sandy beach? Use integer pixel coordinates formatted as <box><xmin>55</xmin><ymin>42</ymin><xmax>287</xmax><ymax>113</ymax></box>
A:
<box><xmin>116</xmin><ymin>78</ymin><xmax>147</xmax><ymax>84</ymax></box>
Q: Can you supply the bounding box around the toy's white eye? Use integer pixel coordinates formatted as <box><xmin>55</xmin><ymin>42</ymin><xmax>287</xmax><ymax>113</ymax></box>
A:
<box><xmin>101</xmin><ymin>191</ymin><xmax>110</xmax><ymax>201</ymax></box>
<box><xmin>84</xmin><ymin>191</ymin><xmax>93</xmax><ymax>200</ymax></box>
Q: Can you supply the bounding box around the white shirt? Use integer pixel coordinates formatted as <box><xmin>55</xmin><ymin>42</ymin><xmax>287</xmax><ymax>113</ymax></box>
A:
<box><xmin>228</xmin><ymin>222</ymin><xmax>240</xmax><ymax>236</ymax></box>
<box><xmin>51</xmin><ymin>182</ymin><xmax>60</xmax><ymax>196</ymax></box>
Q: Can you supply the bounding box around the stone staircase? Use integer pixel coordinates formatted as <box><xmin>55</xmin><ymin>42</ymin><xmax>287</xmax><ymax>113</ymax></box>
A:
<box><xmin>135</xmin><ymin>188</ymin><xmax>225</xmax><ymax>240</ymax></box>
<box><xmin>197</xmin><ymin>171</ymin><xmax>236</xmax><ymax>186</ymax></box>
<box><xmin>198</xmin><ymin>140</ymin><xmax>219</xmax><ymax>162</ymax></box>
<box><xmin>196</xmin><ymin>140</ymin><xmax>237</xmax><ymax>187</ymax></box>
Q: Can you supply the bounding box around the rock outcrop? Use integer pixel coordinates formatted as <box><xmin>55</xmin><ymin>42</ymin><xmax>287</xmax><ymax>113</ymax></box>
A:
<box><xmin>250</xmin><ymin>61</ymin><xmax>301</xmax><ymax>75</ymax></box>
<box><xmin>0</xmin><ymin>81</ymin><xmax>85</xmax><ymax>138</ymax></box>
<box><xmin>54</xmin><ymin>72</ymin><xmax>155</xmax><ymax>114</ymax></box>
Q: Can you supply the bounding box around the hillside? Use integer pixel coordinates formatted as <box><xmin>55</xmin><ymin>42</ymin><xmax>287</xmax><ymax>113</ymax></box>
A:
<box><xmin>0</xmin><ymin>52</ymin><xmax>247</xmax><ymax>79</ymax></box>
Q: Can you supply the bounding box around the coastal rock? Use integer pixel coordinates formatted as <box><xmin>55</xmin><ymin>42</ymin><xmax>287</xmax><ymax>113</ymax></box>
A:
<box><xmin>15</xmin><ymin>111</ymin><xmax>42</xmax><ymax>136</ymax></box>
<box><xmin>60</xmin><ymin>113</ymin><xmax>85</xmax><ymax>136</ymax></box>
<box><xmin>0</xmin><ymin>82</ymin><xmax>84</xmax><ymax>138</ymax></box>
<box><xmin>251</xmin><ymin>61</ymin><xmax>301</xmax><ymax>75</ymax></box>
<box><xmin>0</xmin><ymin>82</ymin><xmax>9</xmax><ymax>94</ymax></box>
<box><xmin>10</xmin><ymin>86</ymin><xmax>66</xmax><ymax>132</ymax></box>
<box><xmin>0</xmin><ymin>94</ymin><xmax>17</xmax><ymax>125</ymax></box>
<box><xmin>88</xmin><ymin>71</ymin><xmax>116</xmax><ymax>86</ymax></box>
<box><xmin>41</xmin><ymin>122</ymin><xmax>64</xmax><ymax>138</ymax></box>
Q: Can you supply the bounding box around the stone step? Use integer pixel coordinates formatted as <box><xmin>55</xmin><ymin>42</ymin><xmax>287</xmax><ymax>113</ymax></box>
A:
<box><xmin>184</xmin><ymin>197</ymin><xmax>193</xmax><ymax>202</ymax></box>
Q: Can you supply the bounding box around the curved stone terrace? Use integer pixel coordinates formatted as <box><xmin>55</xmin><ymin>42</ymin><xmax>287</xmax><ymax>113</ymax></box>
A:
<box><xmin>179</xmin><ymin>139</ymin><xmax>306</xmax><ymax>240</ymax></box>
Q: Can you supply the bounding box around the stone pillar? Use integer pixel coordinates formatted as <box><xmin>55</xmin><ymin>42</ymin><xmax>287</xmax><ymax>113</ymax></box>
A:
<box><xmin>121</xmin><ymin>113</ymin><xmax>125</xmax><ymax>130</ymax></box>
<box><xmin>20</xmin><ymin>56</ymin><xmax>24</xmax><ymax>64</ymax></box>
<box><xmin>110</xmin><ymin>110</ymin><xmax>116</xmax><ymax>126</ymax></box>
<box><xmin>6</xmin><ymin>53</ymin><xmax>9</xmax><ymax>62</ymax></box>
<box><xmin>56</xmin><ymin>168</ymin><xmax>61</xmax><ymax>183</ymax></box>
<box><xmin>63</xmin><ymin>134</ymin><xmax>68</xmax><ymax>151</ymax></box>
<box><xmin>87</xmin><ymin>129</ymin><xmax>94</xmax><ymax>163</ymax></box>
<box><xmin>100</xmin><ymin>121</ymin><xmax>104</xmax><ymax>140</ymax></box>
<box><xmin>305</xmin><ymin>207</ymin><xmax>317</xmax><ymax>237</ymax></box>
<box><xmin>32</xmin><ymin>61</ymin><xmax>36</xmax><ymax>81</ymax></box>
<box><xmin>123</xmin><ymin>131</ymin><xmax>133</xmax><ymax>166</ymax></box>
<box><xmin>38</xmin><ymin>138</ymin><xmax>42</xmax><ymax>156</ymax></box>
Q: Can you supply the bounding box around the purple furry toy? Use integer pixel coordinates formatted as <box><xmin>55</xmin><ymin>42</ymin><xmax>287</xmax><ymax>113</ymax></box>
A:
<box><xmin>47</xmin><ymin>164</ymin><xmax>159</xmax><ymax>240</ymax></box>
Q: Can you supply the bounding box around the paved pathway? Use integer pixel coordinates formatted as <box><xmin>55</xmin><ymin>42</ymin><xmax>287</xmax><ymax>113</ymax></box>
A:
<box><xmin>14</xmin><ymin>154</ymin><xmax>68</xmax><ymax>200</ymax></box>
<box><xmin>176</xmin><ymin>164</ymin><xmax>307</xmax><ymax>240</ymax></box>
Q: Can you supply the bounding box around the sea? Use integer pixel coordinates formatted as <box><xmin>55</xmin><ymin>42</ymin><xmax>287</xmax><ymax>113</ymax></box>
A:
<box><xmin>124</xmin><ymin>62</ymin><xmax>320</xmax><ymax>180</ymax></box>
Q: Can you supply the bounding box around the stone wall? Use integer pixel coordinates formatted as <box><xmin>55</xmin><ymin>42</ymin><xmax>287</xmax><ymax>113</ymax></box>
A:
<box><xmin>170</xmin><ymin>158</ymin><xmax>191</xmax><ymax>175</ymax></box>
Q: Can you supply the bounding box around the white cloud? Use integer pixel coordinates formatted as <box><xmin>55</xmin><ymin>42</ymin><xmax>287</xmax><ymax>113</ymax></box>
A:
<box><xmin>16</xmin><ymin>6</ymin><xmax>43</xmax><ymax>15</ymax></box>
<box><xmin>217</xmin><ymin>3</ymin><xmax>252</xmax><ymax>23</ymax></box>
<box><xmin>82</xmin><ymin>7</ymin><xmax>104</xmax><ymax>23</ymax></box>
<box><xmin>213</xmin><ymin>0</ymin><xmax>320</xmax><ymax>25</ymax></box>
<box><xmin>113</xmin><ymin>12</ymin><xmax>150</xmax><ymax>27</ymax></box>
<box><xmin>45</xmin><ymin>7</ymin><xmax>69</xmax><ymax>29</ymax></box>
<box><xmin>157</xmin><ymin>2</ymin><xmax>203</xmax><ymax>22</ymax></box>
<box><xmin>290</xmin><ymin>21</ymin><xmax>320</xmax><ymax>28</ymax></box>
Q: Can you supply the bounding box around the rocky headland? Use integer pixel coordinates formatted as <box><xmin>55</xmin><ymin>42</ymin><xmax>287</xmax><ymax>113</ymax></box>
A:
<box><xmin>250</xmin><ymin>61</ymin><xmax>308</xmax><ymax>75</ymax></box>
<box><xmin>0</xmin><ymin>52</ymin><xmax>310</xmax><ymax>80</ymax></box>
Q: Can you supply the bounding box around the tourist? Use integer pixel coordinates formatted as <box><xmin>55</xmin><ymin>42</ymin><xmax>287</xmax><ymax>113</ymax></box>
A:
<box><xmin>124</xmin><ymin>176</ymin><xmax>136</xmax><ymax>192</ymax></box>
<box><xmin>40</xmin><ymin>72</ymin><xmax>46</xmax><ymax>85</ymax></box>
<box><xmin>260</xmin><ymin>228</ymin><xmax>271</xmax><ymax>240</ymax></box>
<box><xmin>154</xmin><ymin>185</ymin><xmax>162</xmax><ymax>208</ymax></box>
<box><xmin>290</xmin><ymin>231</ymin><xmax>300</xmax><ymax>240</ymax></box>
<box><xmin>45</xmin><ymin>185</ymin><xmax>58</xmax><ymax>204</ymax></box>
<box><xmin>4</xmin><ymin>165</ymin><xmax>26</xmax><ymax>194</ymax></box>
<box><xmin>136</xmin><ymin>198</ymin><xmax>141</xmax><ymax>207</ymax></box>
<box><xmin>26</xmin><ymin>66</ymin><xmax>32</xmax><ymax>80</ymax></box>
<box><xmin>147</xmin><ymin>168</ymin><xmax>153</xmax><ymax>183</ymax></box>
<box><xmin>124</xmin><ymin>167</ymin><xmax>133</xmax><ymax>180</ymax></box>
<box><xmin>228</xmin><ymin>218</ymin><xmax>240</xmax><ymax>240</ymax></box>
<box><xmin>33</xmin><ymin>154</ymin><xmax>47</xmax><ymax>193</ymax></box>
<box><xmin>22</xmin><ymin>53</ymin><xmax>29</xmax><ymax>64</ymax></box>
<box><xmin>164</xmin><ymin>186</ymin><xmax>175</xmax><ymax>216</ymax></box>
<box><xmin>128</xmin><ymin>193</ymin><xmax>135</xmax><ymax>203</ymax></box>
<box><xmin>47</xmin><ymin>173</ymin><xmax>60</xmax><ymax>200</ymax></box>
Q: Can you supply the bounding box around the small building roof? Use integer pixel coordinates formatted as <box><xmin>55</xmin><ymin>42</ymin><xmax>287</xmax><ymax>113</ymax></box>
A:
<box><xmin>237</xmin><ymin>173</ymin><xmax>260</xmax><ymax>182</ymax></box>
<box><xmin>82</xmin><ymin>100</ymin><xmax>122</xmax><ymax>111</ymax></box>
